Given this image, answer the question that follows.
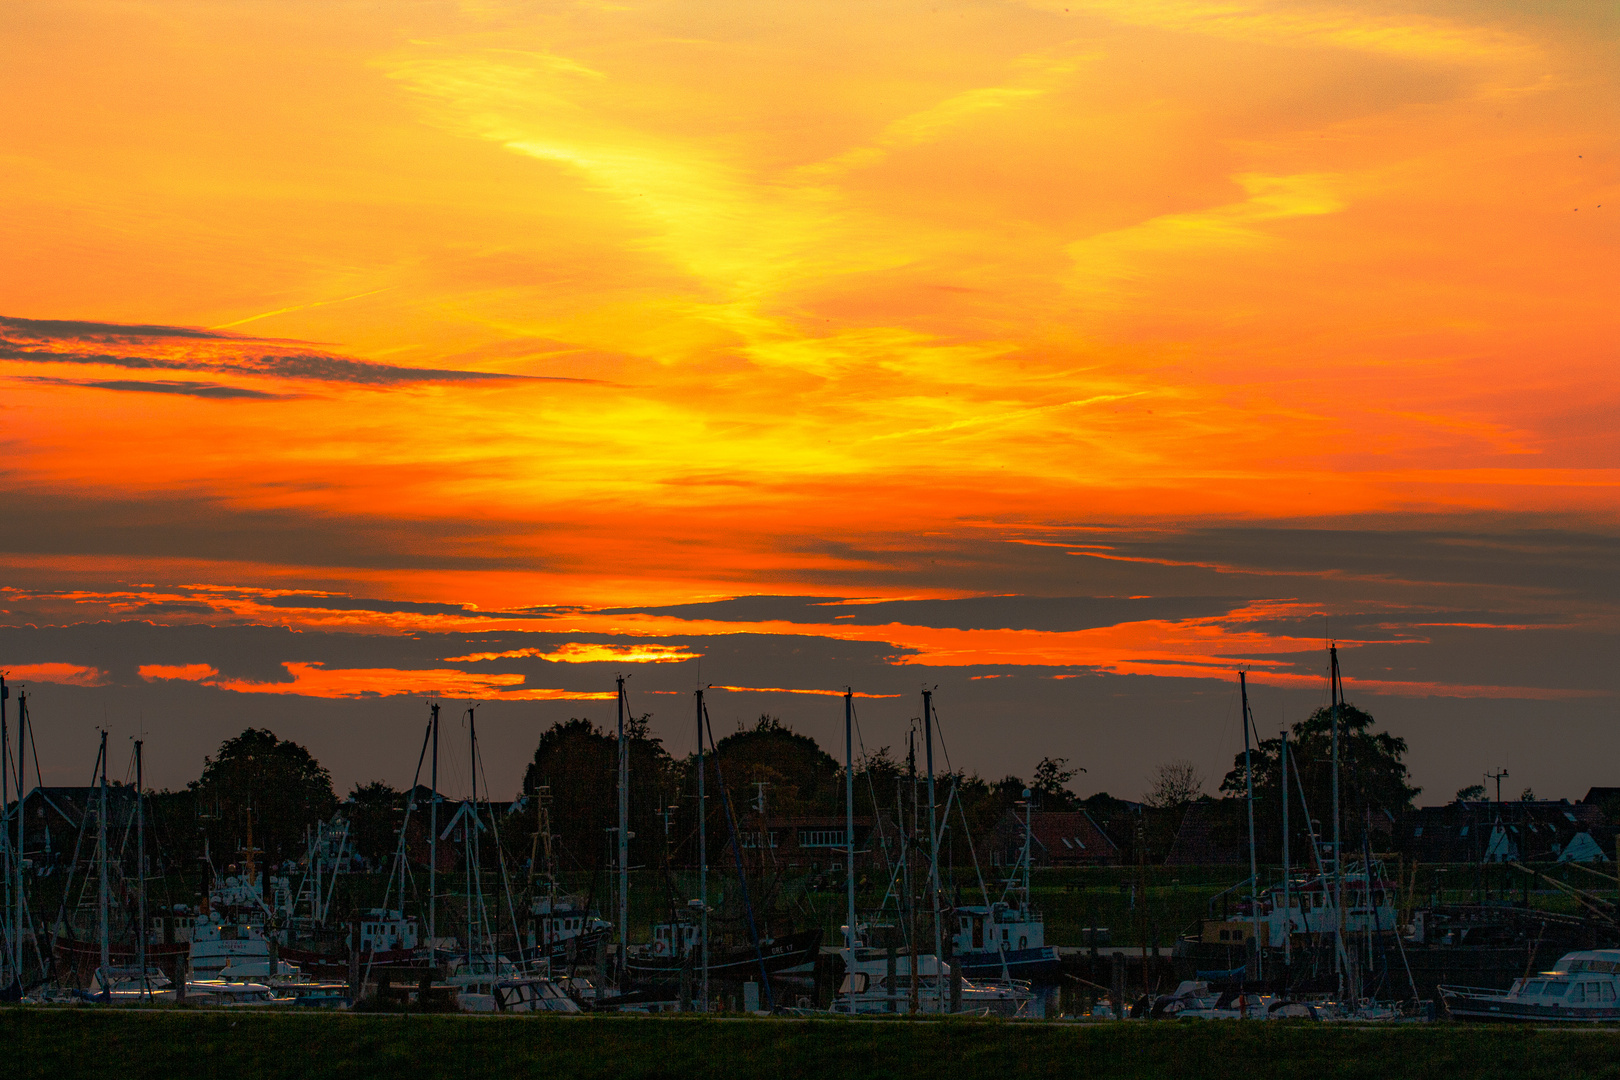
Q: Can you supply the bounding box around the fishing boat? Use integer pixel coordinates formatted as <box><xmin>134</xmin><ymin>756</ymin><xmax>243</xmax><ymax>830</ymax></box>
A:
<box><xmin>625</xmin><ymin>925</ymin><xmax>822</xmax><ymax>984</ymax></box>
<box><xmin>50</xmin><ymin>734</ymin><xmax>189</xmax><ymax>992</ymax></box>
<box><xmin>949</xmin><ymin>789</ymin><xmax>1060</xmax><ymax>980</ymax></box>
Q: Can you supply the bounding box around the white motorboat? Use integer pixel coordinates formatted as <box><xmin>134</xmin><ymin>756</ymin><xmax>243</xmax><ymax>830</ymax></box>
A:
<box><xmin>1442</xmin><ymin>948</ymin><xmax>1620</xmax><ymax>1022</ymax></box>
<box><xmin>831</xmin><ymin>950</ymin><xmax>1034</xmax><ymax>1017</ymax></box>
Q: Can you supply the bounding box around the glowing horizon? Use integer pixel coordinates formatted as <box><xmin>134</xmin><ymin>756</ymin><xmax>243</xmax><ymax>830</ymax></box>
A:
<box><xmin>1</xmin><ymin>0</ymin><xmax>1616</xmax><ymax>797</ymax></box>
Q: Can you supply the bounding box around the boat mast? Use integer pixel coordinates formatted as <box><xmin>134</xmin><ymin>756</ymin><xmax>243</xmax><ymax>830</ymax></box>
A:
<box><xmin>466</xmin><ymin>707</ymin><xmax>476</xmax><ymax>969</ymax></box>
<box><xmin>1330</xmin><ymin>643</ymin><xmax>1345</xmax><ymax>1000</ymax></box>
<box><xmin>1022</xmin><ymin>785</ymin><xmax>1032</xmax><ymax>907</ymax></box>
<box><xmin>429</xmin><ymin>701</ymin><xmax>439</xmax><ymax>954</ymax></box>
<box><xmin>695</xmin><ymin>686</ymin><xmax>708</xmax><ymax>1010</ymax></box>
<box><xmin>843</xmin><ymin>689</ymin><xmax>856</xmax><ymax>1011</ymax></box>
<box><xmin>922</xmin><ymin>689</ymin><xmax>943</xmax><ymax>1012</ymax></box>
<box><xmin>16</xmin><ymin>690</ymin><xmax>26</xmax><ymax>987</ymax></box>
<box><xmin>1280</xmin><ymin>726</ymin><xmax>1290</xmax><ymax>970</ymax></box>
<box><xmin>98</xmin><ymin>728</ymin><xmax>110</xmax><ymax>976</ymax></box>
<box><xmin>1</xmin><ymin>674</ymin><xmax>10</xmax><ymax>989</ymax></box>
<box><xmin>616</xmin><ymin>676</ymin><xmax>630</xmax><ymax>987</ymax></box>
<box><xmin>14</xmin><ymin>691</ymin><xmax>27</xmax><ymax>987</ymax></box>
<box><xmin>1240</xmin><ymin>672</ymin><xmax>1261</xmax><ymax>982</ymax></box>
<box><xmin>136</xmin><ymin>739</ymin><xmax>147</xmax><ymax>992</ymax></box>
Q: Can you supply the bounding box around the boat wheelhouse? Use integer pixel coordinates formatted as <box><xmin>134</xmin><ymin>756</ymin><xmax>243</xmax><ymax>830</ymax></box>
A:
<box><xmin>1250</xmin><ymin>870</ymin><xmax>1399</xmax><ymax>946</ymax></box>
<box><xmin>950</xmin><ymin>902</ymin><xmax>1060</xmax><ymax>979</ymax></box>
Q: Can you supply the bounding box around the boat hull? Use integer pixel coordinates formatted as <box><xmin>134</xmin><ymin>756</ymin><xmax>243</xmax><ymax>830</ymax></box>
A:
<box><xmin>279</xmin><ymin>945</ymin><xmax>419</xmax><ymax>980</ymax></box>
<box><xmin>1441</xmin><ymin>987</ymin><xmax>1620</xmax><ymax>1023</ymax></box>
<box><xmin>51</xmin><ymin>934</ymin><xmax>190</xmax><ymax>987</ymax></box>
<box><xmin>954</xmin><ymin>946</ymin><xmax>1060</xmax><ymax>980</ymax></box>
<box><xmin>624</xmin><ymin>929</ymin><xmax>822</xmax><ymax>985</ymax></box>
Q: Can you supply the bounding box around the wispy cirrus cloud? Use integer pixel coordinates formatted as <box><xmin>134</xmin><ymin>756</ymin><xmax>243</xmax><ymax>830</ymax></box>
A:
<box><xmin>0</xmin><ymin>316</ymin><xmax>599</xmax><ymax>392</ymax></box>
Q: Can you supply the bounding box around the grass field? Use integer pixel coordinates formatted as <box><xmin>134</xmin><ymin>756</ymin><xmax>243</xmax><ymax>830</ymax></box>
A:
<box><xmin>11</xmin><ymin>1008</ymin><xmax>1620</xmax><ymax>1080</ymax></box>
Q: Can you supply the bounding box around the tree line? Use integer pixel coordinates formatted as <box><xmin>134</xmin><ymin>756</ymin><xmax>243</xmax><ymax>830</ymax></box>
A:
<box><xmin>90</xmin><ymin>701</ymin><xmax>1426</xmax><ymax>882</ymax></box>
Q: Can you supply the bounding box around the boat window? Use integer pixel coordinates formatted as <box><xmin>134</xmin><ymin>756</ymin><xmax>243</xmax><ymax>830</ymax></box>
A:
<box><xmin>1604</xmin><ymin>984</ymin><xmax>1616</xmax><ymax>1002</ymax></box>
<box><xmin>1524</xmin><ymin>982</ymin><xmax>1545</xmax><ymax>995</ymax></box>
<box><xmin>1569</xmin><ymin>960</ymin><xmax>1588</xmax><ymax>973</ymax></box>
<box><xmin>1594</xmin><ymin>961</ymin><xmax>1616</xmax><ymax>974</ymax></box>
<box><xmin>1545</xmin><ymin>982</ymin><xmax>1568</xmax><ymax>997</ymax></box>
<box><xmin>1572</xmin><ymin>984</ymin><xmax>1586</xmax><ymax>1002</ymax></box>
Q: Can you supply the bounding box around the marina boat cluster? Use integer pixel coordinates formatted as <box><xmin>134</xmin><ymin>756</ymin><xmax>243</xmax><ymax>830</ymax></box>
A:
<box><xmin>1</xmin><ymin>649</ymin><xmax>1617</xmax><ymax>1021</ymax></box>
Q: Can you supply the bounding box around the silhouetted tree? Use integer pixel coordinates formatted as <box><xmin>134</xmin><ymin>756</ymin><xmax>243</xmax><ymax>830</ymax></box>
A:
<box><xmin>345</xmin><ymin>780</ymin><xmax>404</xmax><ymax>867</ymax></box>
<box><xmin>1219</xmin><ymin>703</ymin><xmax>1418</xmax><ymax>861</ymax></box>
<box><xmin>190</xmin><ymin>728</ymin><xmax>337</xmax><ymax>868</ymax></box>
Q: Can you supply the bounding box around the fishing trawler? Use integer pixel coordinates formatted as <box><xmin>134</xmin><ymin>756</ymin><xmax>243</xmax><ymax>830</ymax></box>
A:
<box><xmin>950</xmin><ymin>789</ymin><xmax>1060</xmax><ymax>980</ymax></box>
<box><xmin>624</xmin><ymin>919</ymin><xmax>822</xmax><ymax>984</ymax></box>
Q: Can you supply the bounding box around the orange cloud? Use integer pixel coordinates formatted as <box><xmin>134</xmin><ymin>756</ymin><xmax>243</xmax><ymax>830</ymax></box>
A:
<box><xmin>712</xmin><ymin>686</ymin><xmax>904</xmax><ymax>699</ymax></box>
<box><xmin>2</xmin><ymin>663</ymin><xmax>108</xmax><ymax>687</ymax></box>
<box><xmin>444</xmin><ymin>643</ymin><xmax>702</xmax><ymax>664</ymax></box>
<box><xmin>211</xmin><ymin>662</ymin><xmax>616</xmax><ymax>701</ymax></box>
<box><xmin>139</xmin><ymin>663</ymin><xmax>219</xmax><ymax>682</ymax></box>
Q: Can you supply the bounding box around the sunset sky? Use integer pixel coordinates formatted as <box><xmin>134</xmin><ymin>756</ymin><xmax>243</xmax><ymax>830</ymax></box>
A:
<box><xmin>1</xmin><ymin>0</ymin><xmax>1615</xmax><ymax>802</ymax></box>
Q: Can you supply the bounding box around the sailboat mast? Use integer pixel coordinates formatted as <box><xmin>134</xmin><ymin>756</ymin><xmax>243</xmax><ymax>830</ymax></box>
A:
<box><xmin>467</xmin><ymin>707</ymin><xmax>476</xmax><ymax>969</ymax></box>
<box><xmin>14</xmin><ymin>691</ymin><xmax>25</xmax><ymax>986</ymax></box>
<box><xmin>695</xmin><ymin>686</ymin><xmax>708</xmax><ymax>1009</ymax></box>
<box><xmin>1240</xmin><ymin>672</ymin><xmax>1260</xmax><ymax>981</ymax></box>
<box><xmin>921</xmin><ymin>689</ymin><xmax>943</xmax><ymax>1012</ymax></box>
<box><xmin>136</xmin><ymin>739</ymin><xmax>147</xmax><ymax>990</ymax></box>
<box><xmin>429</xmin><ymin>702</ymin><xmax>439</xmax><ymax>952</ymax></box>
<box><xmin>1</xmin><ymin>674</ymin><xmax>9</xmax><ymax>988</ymax></box>
<box><xmin>616</xmin><ymin>676</ymin><xmax>630</xmax><ymax>985</ymax></box>
<box><xmin>1281</xmin><ymin>727</ymin><xmax>1291</xmax><ymax>969</ymax></box>
<box><xmin>98</xmin><ymin>729</ymin><xmax>109</xmax><ymax>975</ymax></box>
<box><xmin>1330</xmin><ymin>643</ymin><xmax>1345</xmax><ymax>998</ymax></box>
<box><xmin>843</xmin><ymin>690</ymin><xmax>856</xmax><ymax>975</ymax></box>
<box><xmin>1022</xmin><ymin>786</ymin><xmax>1032</xmax><ymax>905</ymax></box>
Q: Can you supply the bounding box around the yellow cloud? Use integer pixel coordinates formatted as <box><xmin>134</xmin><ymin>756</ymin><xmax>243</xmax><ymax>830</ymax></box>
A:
<box><xmin>1036</xmin><ymin>0</ymin><xmax>1530</xmax><ymax>62</ymax></box>
<box><xmin>1067</xmin><ymin>172</ymin><xmax>1346</xmax><ymax>300</ymax></box>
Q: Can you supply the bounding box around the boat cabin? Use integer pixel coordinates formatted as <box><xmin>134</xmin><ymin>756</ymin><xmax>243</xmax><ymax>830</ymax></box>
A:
<box><xmin>650</xmin><ymin>922</ymin><xmax>703</xmax><ymax>958</ymax></box>
<box><xmin>357</xmin><ymin>909</ymin><xmax>418</xmax><ymax>953</ymax></box>
<box><xmin>952</xmin><ymin>903</ymin><xmax>1044</xmax><ymax>955</ymax></box>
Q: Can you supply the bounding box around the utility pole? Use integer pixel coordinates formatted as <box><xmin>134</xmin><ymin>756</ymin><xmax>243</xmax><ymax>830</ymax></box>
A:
<box><xmin>1486</xmin><ymin>769</ymin><xmax>1509</xmax><ymax>808</ymax></box>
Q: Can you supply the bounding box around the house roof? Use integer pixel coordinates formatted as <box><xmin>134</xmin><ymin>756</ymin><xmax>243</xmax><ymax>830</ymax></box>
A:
<box><xmin>1165</xmin><ymin>800</ymin><xmax>1243</xmax><ymax>866</ymax></box>
<box><xmin>1008</xmin><ymin>810</ymin><xmax>1120</xmax><ymax>857</ymax></box>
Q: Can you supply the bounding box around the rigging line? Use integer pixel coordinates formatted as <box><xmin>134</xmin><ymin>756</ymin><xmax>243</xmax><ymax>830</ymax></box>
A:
<box><xmin>851</xmin><ymin>700</ymin><xmax>899</xmax><ymax>885</ymax></box>
<box><xmin>702</xmin><ymin>701</ymin><xmax>775</xmax><ymax>1010</ymax></box>
<box><xmin>370</xmin><ymin>714</ymin><xmax>433</xmax><ymax>989</ymax></box>
<box><xmin>472</xmin><ymin>709</ymin><xmax>529</xmax><ymax>971</ymax></box>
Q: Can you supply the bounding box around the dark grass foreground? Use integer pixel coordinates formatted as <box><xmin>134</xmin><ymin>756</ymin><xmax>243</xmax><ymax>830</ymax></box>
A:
<box><xmin>10</xmin><ymin>1010</ymin><xmax>1620</xmax><ymax>1080</ymax></box>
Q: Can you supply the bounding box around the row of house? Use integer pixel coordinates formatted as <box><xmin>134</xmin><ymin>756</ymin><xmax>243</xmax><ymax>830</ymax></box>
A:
<box><xmin>15</xmin><ymin>784</ymin><xmax>1618</xmax><ymax>874</ymax></box>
